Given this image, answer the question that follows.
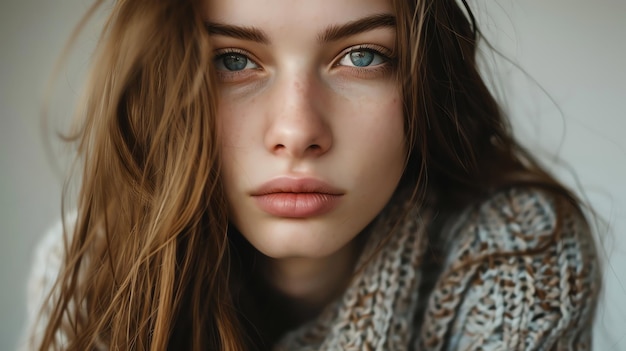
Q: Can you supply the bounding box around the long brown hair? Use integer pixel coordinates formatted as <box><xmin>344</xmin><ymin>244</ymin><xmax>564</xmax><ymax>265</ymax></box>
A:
<box><xmin>35</xmin><ymin>0</ymin><xmax>584</xmax><ymax>349</ymax></box>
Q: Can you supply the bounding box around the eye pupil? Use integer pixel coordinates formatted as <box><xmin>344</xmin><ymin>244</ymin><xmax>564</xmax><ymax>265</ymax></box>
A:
<box><xmin>223</xmin><ymin>54</ymin><xmax>248</xmax><ymax>71</ymax></box>
<box><xmin>350</xmin><ymin>51</ymin><xmax>374</xmax><ymax>67</ymax></box>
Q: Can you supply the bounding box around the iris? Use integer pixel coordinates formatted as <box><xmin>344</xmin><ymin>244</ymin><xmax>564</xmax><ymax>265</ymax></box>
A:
<box><xmin>349</xmin><ymin>51</ymin><xmax>375</xmax><ymax>67</ymax></box>
<box><xmin>221</xmin><ymin>53</ymin><xmax>248</xmax><ymax>71</ymax></box>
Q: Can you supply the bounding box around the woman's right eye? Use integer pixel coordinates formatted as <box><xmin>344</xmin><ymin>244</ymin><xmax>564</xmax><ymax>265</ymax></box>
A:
<box><xmin>214</xmin><ymin>52</ymin><xmax>259</xmax><ymax>72</ymax></box>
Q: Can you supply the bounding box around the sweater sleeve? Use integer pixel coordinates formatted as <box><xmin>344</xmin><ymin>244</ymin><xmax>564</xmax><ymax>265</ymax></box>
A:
<box><xmin>418</xmin><ymin>188</ymin><xmax>599</xmax><ymax>351</ymax></box>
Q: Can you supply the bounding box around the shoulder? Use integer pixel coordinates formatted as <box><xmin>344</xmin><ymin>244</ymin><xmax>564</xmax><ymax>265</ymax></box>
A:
<box><xmin>27</xmin><ymin>214</ymin><xmax>74</xmax><ymax>310</ymax></box>
<box><xmin>419</xmin><ymin>187</ymin><xmax>599</xmax><ymax>351</ymax></box>
<box><xmin>441</xmin><ymin>187</ymin><xmax>595</xmax><ymax>260</ymax></box>
<box><xmin>20</xmin><ymin>212</ymin><xmax>76</xmax><ymax>350</ymax></box>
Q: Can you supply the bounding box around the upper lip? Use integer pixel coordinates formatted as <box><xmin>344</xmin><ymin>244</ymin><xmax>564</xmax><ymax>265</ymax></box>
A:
<box><xmin>251</xmin><ymin>177</ymin><xmax>344</xmax><ymax>196</ymax></box>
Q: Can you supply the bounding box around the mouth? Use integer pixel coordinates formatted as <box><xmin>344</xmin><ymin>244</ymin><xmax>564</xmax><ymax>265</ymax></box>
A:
<box><xmin>251</xmin><ymin>177</ymin><xmax>344</xmax><ymax>218</ymax></box>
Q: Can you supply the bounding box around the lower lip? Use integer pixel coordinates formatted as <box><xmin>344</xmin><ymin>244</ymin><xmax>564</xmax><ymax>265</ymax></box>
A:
<box><xmin>253</xmin><ymin>193</ymin><xmax>342</xmax><ymax>218</ymax></box>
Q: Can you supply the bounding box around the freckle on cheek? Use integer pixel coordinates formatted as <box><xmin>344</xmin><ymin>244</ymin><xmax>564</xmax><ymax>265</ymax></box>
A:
<box><xmin>294</xmin><ymin>81</ymin><xmax>303</xmax><ymax>94</ymax></box>
<box><xmin>388</xmin><ymin>98</ymin><xmax>398</xmax><ymax>109</ymax></box>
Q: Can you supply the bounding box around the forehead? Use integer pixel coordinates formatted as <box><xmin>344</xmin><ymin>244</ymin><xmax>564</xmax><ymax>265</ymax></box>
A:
<box><xmin>203</xmin><ymin>0</ymin><xmax>394</xmax><ymax>29</ymax></box>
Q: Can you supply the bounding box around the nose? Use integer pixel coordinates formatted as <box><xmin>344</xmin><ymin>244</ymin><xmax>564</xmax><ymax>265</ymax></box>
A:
<box><xmin>264</xmin><ymin>73</ymin><xmax>332</xmax><ymax>159</ymax></box>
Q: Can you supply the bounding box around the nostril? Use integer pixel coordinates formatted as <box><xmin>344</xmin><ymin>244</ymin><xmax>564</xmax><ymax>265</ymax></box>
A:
<box><xmin>270</xmin><ymin>142</ymin><xmax>328</xmax><ymax>157</ymax></box>
<box><xmin>306</xmin><ymin>144</ymin><xmax>324</xmax><ymax>154</ymax></box>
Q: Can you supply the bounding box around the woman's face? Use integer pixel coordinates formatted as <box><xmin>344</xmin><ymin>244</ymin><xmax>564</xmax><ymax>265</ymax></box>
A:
<box><xmin>205</xmin><ymin>0</ymin><xmax>406</xmax><ymax>259</ymax></box>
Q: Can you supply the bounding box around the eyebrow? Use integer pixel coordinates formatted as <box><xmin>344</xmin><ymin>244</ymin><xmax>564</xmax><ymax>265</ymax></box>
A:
<box><xmin>204</xmin><ymin>13</ymin><xmax>396</xmax><ymax>45</ymax></box>
<box><xmin>205</xmin><ymin>23</ymin><xmax>270</xmax><ymax>44</ymax></box>
<box><xmin>318</xmin><ymin>14</ymin><xmax>396</xmax><ymax>43</ymax></box>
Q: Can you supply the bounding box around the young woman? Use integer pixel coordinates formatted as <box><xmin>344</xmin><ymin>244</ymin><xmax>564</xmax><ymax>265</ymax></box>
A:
<box><xmin>25</xmin><ymin>0</ymin><xmax>600</xmax><ymax>349</ymax></box>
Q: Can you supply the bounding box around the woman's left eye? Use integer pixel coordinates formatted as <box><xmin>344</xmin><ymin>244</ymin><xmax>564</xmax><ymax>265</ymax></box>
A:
<box><xmin>214</xmin><ymin>52</ymin><xmax>259</xmax><ymax>71</ymax></box>
<box><xmin>337</xmin><ymin>49</ymin><xmax>387</xmax><ymax>68</ymax></box>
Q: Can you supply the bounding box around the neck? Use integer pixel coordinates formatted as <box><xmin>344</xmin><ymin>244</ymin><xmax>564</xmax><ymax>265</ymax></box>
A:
<box><xmin>259</xmin><ymin>239</ymin><xmax>360</xmax><ymax>323</ymax></box>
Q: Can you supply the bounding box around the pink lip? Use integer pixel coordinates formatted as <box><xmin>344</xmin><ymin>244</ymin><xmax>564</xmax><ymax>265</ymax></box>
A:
<box><xmin>251</xmin><ymin>177</ymin><xmax>344</xmax><ymax>218</ymax></box>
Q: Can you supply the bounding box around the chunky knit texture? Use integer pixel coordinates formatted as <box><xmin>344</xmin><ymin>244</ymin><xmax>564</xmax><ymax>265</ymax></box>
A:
<box><xmin>23</xmin><ymin>187</ymin><xmax>599</xmax><ymax>350</ymax></box>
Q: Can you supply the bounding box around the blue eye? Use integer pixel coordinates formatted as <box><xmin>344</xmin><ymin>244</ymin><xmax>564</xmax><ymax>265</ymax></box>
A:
<box><xmin>350</xmin><ymin>51</ymin><xmax>374</xmax><ymax>67</ymax></box>
<box><xmin>222</xmin><ymin>54</ymin><xmax>247</xmax><ymax>71</ymax></box>
<box><xmin>338</xmin><ymin>49</ymin><xmax>386</xmax><ymax>67</ymax></box>
<box><xmin>214</xmin><ymin>52</ymin><xmax>259</xmax><ymax>71</ymax></box>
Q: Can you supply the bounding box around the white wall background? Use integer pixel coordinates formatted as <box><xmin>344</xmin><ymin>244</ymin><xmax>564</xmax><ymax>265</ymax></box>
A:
<box><xmin>1</xmin><ymin>0</ymin><xmax>624</xmax><ymax>350</ymax></box>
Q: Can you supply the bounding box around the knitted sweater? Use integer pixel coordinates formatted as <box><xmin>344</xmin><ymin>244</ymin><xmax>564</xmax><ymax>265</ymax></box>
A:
<box><xmin>23</xmin><ymin>187</ymin><xmax>599</xmax><ymax>350</ymax></box>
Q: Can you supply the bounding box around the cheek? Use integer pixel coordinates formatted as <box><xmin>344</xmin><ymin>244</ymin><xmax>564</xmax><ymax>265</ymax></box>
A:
<box><xmin>217</xmin><ymin>100</ymin><xmax>254</xmax><ymax>191</ymax></box>
<box><xmin>357</xmin><ymin>92</ymin><xmax>405</xmax><ymax>156</ymax></box>
<box><xmin>332</xmin><ymin>89</ymin><xmax>405</xmax><ymax>194</ymax></box>
<box><xmin>218</xmin><ymin>101</ymin><xmax>246</xmax><ymax>149</ymax></box>
<box><xmin>217</xmin><ymin>96</ymin><xmax>265</xmax><ymax>172</ymax></box>
<box><xmin>374</xmin><ymin>102</ymin><xmax>405</xmax><ymax>171</ymax></box>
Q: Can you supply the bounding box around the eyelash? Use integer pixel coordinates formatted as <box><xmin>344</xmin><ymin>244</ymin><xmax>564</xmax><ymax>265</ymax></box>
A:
<box><xmin>334</xmin><ymin>44</ymin><xmax>393</xmax><ymax>66</ymax></box>
<box><xmin>333</xmin><ymin>44</ymin><xmax>395</xmax><ymax>77</ymax></box>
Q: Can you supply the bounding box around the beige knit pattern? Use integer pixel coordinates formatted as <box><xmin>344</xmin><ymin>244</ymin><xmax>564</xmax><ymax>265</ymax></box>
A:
<box><xmin>275</xmin><ymin>188</ymin><xmax>599</xmax><ymax>351</ymax></box>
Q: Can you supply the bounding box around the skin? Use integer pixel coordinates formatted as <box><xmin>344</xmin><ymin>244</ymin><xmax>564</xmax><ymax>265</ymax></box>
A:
<box><xmin>203</xmin><ymin>0</ymin><xmax>406</xmax><ymax>315</ymax></box>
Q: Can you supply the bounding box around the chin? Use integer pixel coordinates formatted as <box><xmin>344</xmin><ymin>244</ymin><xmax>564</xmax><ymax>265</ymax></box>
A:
<box><xmin>238</xmin><ymin>218</ymin><xmax>360</xmax><ymax>259</ymax></box>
